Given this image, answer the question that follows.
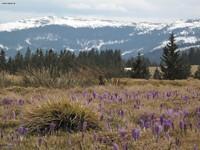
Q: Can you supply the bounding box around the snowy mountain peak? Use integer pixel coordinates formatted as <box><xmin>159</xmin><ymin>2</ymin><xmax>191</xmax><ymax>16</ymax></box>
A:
<box><xmin>0</xmin><ymin>16</ymin><xmax>200</xmax><ymax>33</ymax></box>
<box><xmin>0</xmin><ymin>16</ymin><xmax>133</xmax><ymax>32</ymax></box>
<box><xmin>0</xmin><ymin>16</ymin><xmax>200</xmax><ymax>62</ymax></box>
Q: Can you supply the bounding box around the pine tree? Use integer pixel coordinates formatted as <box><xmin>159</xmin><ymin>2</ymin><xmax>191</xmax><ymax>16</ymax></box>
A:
<box><xmin>131</xmin><ymin>53</ymin><xmax>151</xmax><ymax>79</ymax></box>
<box><xmin>14</xmin><ymin>51</ymin><xmax>24</xmax><ymax>72</ymax></box>
<box><xmin>0</xmin><ymin>49</ymin><xmax>6</xmax><ymax>72</ymax></box>
<box><xmin>160</xmin><ymin>33</ymin><xmax>191</xmax><ymax>80</ymax></box>
<box><xmin>7</xmin><ymin>57</ymin><xmax>14</xmax><ymax>74</ymax></box>
<box><xmin>24</xmin><ymin>47</ymin><xmax>31</xmax><ymax>67</ymax></box>
<box><xmin>194</xmin><ymin>66</ymin><xmax>200</xmax><ymax>79</ymax></box>
<box><xmin>153</xmin><ymin>68</ymin><xmax>162</xmax><ymax>80</ymax></box>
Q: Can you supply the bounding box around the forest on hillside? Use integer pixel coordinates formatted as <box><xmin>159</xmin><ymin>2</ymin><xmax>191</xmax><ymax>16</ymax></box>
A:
<box><xmin>0</xmin><ymin>34</ymin><xmax>200</xmax><ymax>86</ymax></box>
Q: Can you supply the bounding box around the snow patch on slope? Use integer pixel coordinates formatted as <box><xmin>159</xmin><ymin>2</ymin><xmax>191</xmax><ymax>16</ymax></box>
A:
<box><xmin>77</xmin><ymin>39</ymin><xmax>128</xmax><ymax>51</ymax></box>
<box><xmin>25</xmin><ymin>38</ymin><xmax>31</xmax><ymax>45</ymax></box>
<box><xmin>178</xmin><ymin>45</ymin><xmax>200</xmax><ymax>51</ymax></box>
<box><xmin>122</xmin><ymin>48</ymin><xmax>143</xmax><ymax>56</ymax></box>
<box><xmin>34</xmin><ymin>33</ymin><xmax>59</xmax><ymax>41</ymax></box>
<box><xmin>168</xmin><ymin>20</ymin><xmax>200</xmax><ymax>30</ymax></box>
<box><xmin>152</xmin><ymin>41</ymin><xmax>169</xmax><ymax>51</ymax></box>
<box><xmin>16</xmin><ymin>45</ymin><xmax>23</xmax><ymax>51</ymax></box>
<box><xmin>135</xmin><ymin>22</ymin><xmax>166</xmax><ymax>35</ymax></box>
<box><xmin>0</xmin><ymin>16</ymin><xmax>133</xmax><ymax>32</ymax></box>
<box><xmin>176</xmin><ymin>36</ymin><xmax>198</xmax><ymax>44</ymax></box>
<box><xmin>0</xmin><ymin>44</ymin><xmax>9</xmax><ymax>50</ymax></box>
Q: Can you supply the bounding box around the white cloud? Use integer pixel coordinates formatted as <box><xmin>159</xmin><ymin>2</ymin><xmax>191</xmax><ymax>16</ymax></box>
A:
<box><xmin>66</xmin><ymin>3</ymin><xmax>92</xmax><ymax>10</ymax></box>
<box><xmin>0</xmin><ymin>0</ymin><xmax>200</xmax><ymax>22</ymax></box>
<box><xmin>65</xmin><ymin>2</ymin><xmax>128</xmax><ymax>12</ymax></box>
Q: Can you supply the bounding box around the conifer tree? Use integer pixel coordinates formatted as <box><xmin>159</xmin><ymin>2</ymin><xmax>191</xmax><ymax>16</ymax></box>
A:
<box><xmin>24</xmin><ymin>47</ymin><xmax>31</xmax><ymax>67</ymax></box>
<box><xmin>131</xmin><ymin>53</ymin><xmax>151</xmax><ymax>79</ymax></box>
<box><xmin>7</xmin><ymin>57</ymin><xmax>14</xmax><ymax>74</ymax></box>
<box><xmin>194</xmin><ymin>66</ymin><xmax>200</xmax><ymax>79</ymax></box>
<box><xmin>153</xmin><ymin>68</ymin><xmax>162</xmax><ymax>80</ymax></box>
<box><xmin>14</xmin><ymin>51</ymin><xmax>24</xmax><ymax>72</ymax></box>
<box><xmin>0</xmin><ymin>49</ymin><xmax>6</xmax><ymax>72</ymax></box>
<box><xmin>160</xmin><ymin>33</ymin><xmax>191</xmax><ymax>80</ymax></box>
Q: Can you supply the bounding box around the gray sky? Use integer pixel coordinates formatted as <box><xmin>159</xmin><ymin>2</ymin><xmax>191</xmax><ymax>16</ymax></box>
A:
<box><xmin>0</xmin><ymin>0</ymin><xmax>200</xmax><ymax>23</ymax></box>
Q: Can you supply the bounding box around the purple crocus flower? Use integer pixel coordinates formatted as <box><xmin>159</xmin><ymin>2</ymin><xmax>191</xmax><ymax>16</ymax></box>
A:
<box><xmin>179</xmin><ymin>120</ymin><xmax>185</xmax><ymax>131</ymax></box>
<box><xmin>49</xmin><ymin>122</ymin><xmax>56</xmax><ymax>132</ymax></box>
<box><xmin>194</xmin><ymin>144</ymin><xmax>198</xmax><ymax>150</ymax></box>
<box><xmin>118</xmin><ymin>110</ymin><xmax>124</xmax><ymax>117</ymax></box>
<box><xmin>166</xmin><ymin>109</ymin><xmax>174</xmax><ymax>117</ymax></box>
<box><xmin>183</xmin><ymin>110</ymin><xmax>189</xmax><ymax>118</ymax></box>
<box><xmin>18</xmin><ymin>99</ymin><xmax>25</xmax><ymax>105</ymax></box>
<box><xmin>1</xmin><ymin>98</ymin><xmax>13</xmax><ymax>105</ymax></box>
<box><xmin>153</xmin><ymin>124</ymin><xmax>163</xmax><ymax>136</ymax></box>
<box><xmin>166</xmin><ymin>92</ymin><xmax>171</xmax><ymax>98</ymax></box>
<box><xmin>160</xmin><ymin>104</ymin><xmax>164</xmax><ymax>111</ymax></box>
<box><xmin>144</xmin><ymin>121</ymin><xmax>150</xmax><ymax>129</ymax></box>
<box><xmin>160</xmin><ymin>115</ymin><xmax>164</xmax><ymax>125</ymax></box>
<box><xmin>139</xmin><ymin>119</ymin><xmax>145</xmax><ymax>129</ymax></box>
<box><xmin>118</xmin><ymin>97</ymin><xmax>123</xmax><ymax>103</ymax></box>
<box><xmin>113</xmin><ymin>143</ymin><xmax>119</xmax><ymax>150</ymax></box>
<box><xmin>132</xmin><ymin>128</ymin><xmax>140</xmax><ymax>141</ymax></box>
<box><xmin>16</xmin><ymin>126</ymin><xmax>28</xmax><ymax>135</ymax></box>
<box><xmin>118</xmin><ymin>128</ymin><xmax>127</xmax><ymax>138</ymax></box>
<box><xmin>182</xmin><ymin>96</ymin><xmax>189</xmax><ymax>102</ymax></box>
<box><xmin>92</xmin><ymin>92</ymin><xmax>97</xmax><ymax>99</ymax></box>
<box><xmin>123</xmin><ymin>143</ymin><xmax>128</xmax><ymax>150</ymax></box>
<box><xmin>114</xmin><ymin>93</ymin><xmax>118</xmax><ymax>98</ymax></box>
<box><xmin>179</xmin><ymin>121</ymin><xmax>187</xmax><ymax>133</ymax></box>
<box><xmin>163</xmin><ymin>119</ymin><xmax>172</xmax><ymax>132</ymax></box>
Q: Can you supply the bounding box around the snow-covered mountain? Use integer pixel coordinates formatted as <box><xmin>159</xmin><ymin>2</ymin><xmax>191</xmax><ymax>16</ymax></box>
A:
<box><xmin>0</xmin><ymin>16</ymin><xmax>200</xmax><ymax>62</ymax></box>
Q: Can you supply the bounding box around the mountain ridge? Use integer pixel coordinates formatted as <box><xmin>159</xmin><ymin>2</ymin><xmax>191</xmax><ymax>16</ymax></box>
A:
<box><xmin>0</xmin><ymin>16</ymin><xmax>200</xmax><ymax>62</ymax></box>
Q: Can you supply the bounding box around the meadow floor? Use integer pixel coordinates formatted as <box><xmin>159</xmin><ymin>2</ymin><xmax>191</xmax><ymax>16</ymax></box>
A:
<box><xmin>0</xmin><ymin>79</ymin><xmax>200</xmax><ymax>150</ymax></box>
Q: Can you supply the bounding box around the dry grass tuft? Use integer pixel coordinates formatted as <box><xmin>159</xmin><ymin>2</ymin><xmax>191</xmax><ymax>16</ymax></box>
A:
<box><xmin>22</xmin><ymin>99</ymin><xmax>101</xmax><ymax>134</ymax></box>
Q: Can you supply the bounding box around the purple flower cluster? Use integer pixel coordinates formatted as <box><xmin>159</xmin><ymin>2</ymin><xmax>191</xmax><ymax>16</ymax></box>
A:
<box><xmin>132</xmin><ymin>128</ymin><xmax>140</xmax><ymax>141</ymax></box>
<box><xmin>0</xmin><ymin>98</ymin><xmax>25</xmax><ymax>106</ymax></box>
<box><xmin>16</xmin><ymin>126</ymin><xmax>28</xmax><ymax>135</ymax></box>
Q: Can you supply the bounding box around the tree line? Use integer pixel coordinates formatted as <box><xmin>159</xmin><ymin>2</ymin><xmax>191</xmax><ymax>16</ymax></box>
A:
<box><xmin>182</xmin><ymin>48</ymin><xmax>200</xmax><ymax>65</ymax></box>
<box><xmin>0</xmin><ymin>48</ymin><xmax>124</xmax><ymax>78</ymax></box>
<box><xmin>0</xmin><ymin>33</ymin><xmax>200</xmax><ymax>81</ymax></box>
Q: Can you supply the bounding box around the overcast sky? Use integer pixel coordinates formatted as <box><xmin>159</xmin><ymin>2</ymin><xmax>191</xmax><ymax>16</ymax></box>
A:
<box><xmin>0</xmin><ymin>0</ymin><xmax>200</xmax><ymax>23</ymax></box>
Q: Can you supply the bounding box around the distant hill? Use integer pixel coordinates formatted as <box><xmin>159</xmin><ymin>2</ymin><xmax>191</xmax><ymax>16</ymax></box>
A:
<box><xmin>0</xmin><ymin>16</ymin><xmax>200</xmax><ymax>62</ymax></box>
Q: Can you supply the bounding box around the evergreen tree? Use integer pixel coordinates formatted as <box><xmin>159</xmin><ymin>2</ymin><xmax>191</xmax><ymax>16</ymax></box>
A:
<box><xmin>45</xmin><ymin>49</ymin><xmax>59</xmax><ymax>78</ymax></box>
<box><xmin>130</xmin><ymin>53</ymin><xmax>151</xmax><ymax>79</ymax></box>
<box><xmin>153</xmin><ymin>68</ymin><xmax>162</xmax><ymax>80</ymax></box>
<box><xmin>0</xmin><ymin>49</ymin><xmax>6</xmax><ymax>72</ymax></box>
<box><xmin>24</xmin><ymin>47</ymin><xmax>31</xmax><ymax>67</ymax></box>
<box><xmin>182</xmin><ymin>48</ymin><xmax>200</xmax><ymax>65</ymax></box>
<box><xmin>58</xmin><ymin>50</ymin><xmax>75</xmax><ymax>73</ymax></box>
<box><xmin>194</xmin><ymin>66</ymin><xmax>200</xmax><ymax>79</ymax></box>
<box><xmin>14</xmin><ymin>51</ymin><xmax>24</xmax><ymax>72</ymax></box>
<box><xmin>7</xmin><ymin>57</ymin><xmax>15</xmax><ymax>74</ymax></box>
<box><xmin>160</xmin><ymin>33</ymin><xmax>191</xmax><ymax>80</ymax></box>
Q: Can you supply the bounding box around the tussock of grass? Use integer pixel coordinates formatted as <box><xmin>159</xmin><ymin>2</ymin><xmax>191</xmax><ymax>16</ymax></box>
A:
<box><xmin>0</xmin><ymin>120</ymin><xmax>20</xmax><ymax>129</ymax></box>
<box><xmin>22</xmin><ymin>99</ymin><xmax>100</xmax><ymax>134</ymax></box>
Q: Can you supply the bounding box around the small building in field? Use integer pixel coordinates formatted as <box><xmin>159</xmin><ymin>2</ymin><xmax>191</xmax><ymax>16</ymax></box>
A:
<box><xmin>124</xmin><ymin>68</ymin><xmax>132</xmax><ymax>71</ymax></box>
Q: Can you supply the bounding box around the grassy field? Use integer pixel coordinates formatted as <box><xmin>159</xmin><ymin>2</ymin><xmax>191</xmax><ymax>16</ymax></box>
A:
<box><xmin>0</xmin><ymin>79</ymin><xmax>200</xmax><ymax>150</ymax></box>
<box><xmin>149</xmin><ymin>65</ymin><xmax>199</xmax><ymax>76</ymax></box>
